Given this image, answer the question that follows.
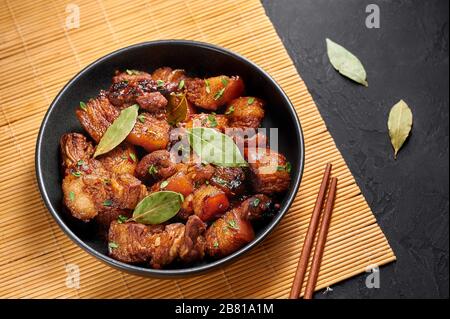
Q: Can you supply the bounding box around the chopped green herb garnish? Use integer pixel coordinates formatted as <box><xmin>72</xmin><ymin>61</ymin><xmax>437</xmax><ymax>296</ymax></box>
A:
<box><xmin>213</xmin><ymin>88</ymin><xmax>225</xmax><ymax>100</ymax></box>
<box><xmin>285</xmin><ymin>162</ymin><xmax>292</xmax><ymax>173</ymax></box>
<box><xmin>137</xmin><ymin>114</ymin><xmax>146</xmax><ymax>123</ymax></box>
<box><xmin>207</xmin><ymin>114</ymin><xmax>218</xmax><ymax>128</ymax></box>
<box><xmin>148</xmin><ymin>165</ymin><xmax>158</xmax><ymax>176</ymax></box>
<box><xmin>205</xmin><ymin>79</ymin><xmax>211</xmax><ymax>93</ymax></box>
<box><xmin>108</xmin><ymin>242</ymin><xmax>119</xmax><ymax>249</ymax></box>
<box><xmin>225</xmin><ymin>105</ymin><xmax>234</xmax><ymax>115</ymax></box>
<box><xmin>178</xmin><ymin>79</ymin><xmax>185</xmax><ymax>90</ymax></box>
<box><xmin>213</xmin><ymin>241</ymin><xmax>219</xmax><ymax>248</ymax></box>
<box><xmin>227</xmin><ymin>219</ymin><xmax>238</xmax><ymax>230</ymax></box>
<box><xmin>160</xmin><ymin>180</ymin><xmax>169</xmax><ymax>189</ymax></box>
<box><xmin>212</xmin><ymin>176</ymin><xmax>227</xmax><ymax>186</ymax></box>
<box><xmin>252</xmin><ymin>198</ymin><xmax>261</xmax><ymax>207</ymax></box>
<box><xmin>277</xmin><ymin>162</ymin><xmax>292</xmax><ymax>173</ymax></box>
<box><xmin>121</xmin><ymin>154</ymin><xmax>128</xmax><ymax>160</ymax></box>
<box><xmin>102</xmin><ymin>178</ymin><xmax>111</xmax><ymax>184</ymax></box>
<box><xmin>77</xmin><ymin>160</ymin><xmax>85</xmax><ymax>166</ymax></box>
<box><xmin>157</xmin><ymin>80</ymin><xmax>165</xmax><ymax>87</ymax></box>
<box><xmin>221</xmin><ymin>77</ymin><xmax>228</xmax><ymax>86</ymax></box>
<box><xmin>71</xmin><ymin>171</ymin><xmax>82</xmax><ymax>177</ymax></box>
<box><xmin>103</xmin><ymin>199</ymin><xmax>113</xmax><ymax>207</ymax></box>
<box><xmin>79</xmin><ymin>101</ymin><xmax>87</xmax><ymax>111</ymax></box>
<box><xmin>117</xmin><ymin>215</ymin><xmax>128</xmax><ymax>224</ymax></box>
<box><xmin>247</xmin><ymin>97</ymin><xmax>255</xmax><ymax>105</ymax></box>
<box><xmin>129</xmin><ymin>153</ymin><xmax>136</xmax><ymax>162</ymax></box>
<box><xmin>69</xmin><ymin>191</ymin><xmax>75</xmax><ymax>201</ymax></box>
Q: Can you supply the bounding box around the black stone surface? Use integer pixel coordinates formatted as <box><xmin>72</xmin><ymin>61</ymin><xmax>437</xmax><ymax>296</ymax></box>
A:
<box><xmin>261</xmin><ymin>0</ymin><xmax>449</xmax><ymax>298</ymax></box>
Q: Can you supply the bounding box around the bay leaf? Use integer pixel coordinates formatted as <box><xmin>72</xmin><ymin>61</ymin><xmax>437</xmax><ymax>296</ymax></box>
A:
<box><xmin>167</xmin><ymin>93</ymin><xmax>188</xmax><ymax>126</ymax></box>
<box><xmin>132</xmin><ymin>191</ymin><xmax>183</xmax><ymax>225</ymax></box>
<box><xmin>93</xmin><ymin>104</ymin><xmax>139</xmax><ymax>157</ymax></box>
<box><xmin>326</xmin><ymin>38</ymin><xmax>368</xmax><ymax>87</ymax></box>
<box><xmin>388</xmin><ymin>99</ymin><xmax>413</xmax><ymax>159</ymax></box>
<box><xmin>187</xmin><ymin>127</ymin><xmax>247</xmax><ymax>167</ymax></box>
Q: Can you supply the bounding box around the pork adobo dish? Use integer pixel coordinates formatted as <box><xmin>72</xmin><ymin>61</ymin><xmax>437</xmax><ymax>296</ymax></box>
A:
<box><xmin>61</xmin><ymin>67</ymin><xmax>292</xmax><ymax>269</ymax></box>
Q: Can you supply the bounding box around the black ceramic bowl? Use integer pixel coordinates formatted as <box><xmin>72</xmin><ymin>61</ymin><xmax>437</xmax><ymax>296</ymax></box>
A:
<box><xmin>35</xmin><ymin>40</ymin><xmax>304</xmax><ymax>277</ymax></box>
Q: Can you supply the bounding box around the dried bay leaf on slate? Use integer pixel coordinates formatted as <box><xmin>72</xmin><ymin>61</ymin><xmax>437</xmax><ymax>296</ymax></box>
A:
<box><xmin>388</xmin><ymin>100</ymin><xmax>413</xmax><ymax>159</ymax></box>
<box><xmin>326</xmin><ymin>38</ymin><xmax>368</xmax><ymax>87</ymax></box>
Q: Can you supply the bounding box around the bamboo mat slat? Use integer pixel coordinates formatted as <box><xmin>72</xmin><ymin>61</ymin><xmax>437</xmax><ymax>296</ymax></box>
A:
<box><xmin>0</xmin><ymin>0</ymin><xmax>395</xmax><ymax>299</ymax></box>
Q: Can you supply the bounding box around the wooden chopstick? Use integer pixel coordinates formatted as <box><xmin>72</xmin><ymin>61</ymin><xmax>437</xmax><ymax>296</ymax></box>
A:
<box><xmin>289</xmin><ymin>163</ymin><xmax>332</xmax><ymax>299</ymax></box>
<box><xmin>304</xmin><ymin>177</ymin><xmax>338</xmax><ymax>299</ymax></box>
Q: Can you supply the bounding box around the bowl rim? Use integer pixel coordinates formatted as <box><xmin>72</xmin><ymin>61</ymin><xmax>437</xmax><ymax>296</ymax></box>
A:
<box><xmin>35</xmin><ymin>39</ymin><xmax>305</xmax><ymax>277</ymax></box>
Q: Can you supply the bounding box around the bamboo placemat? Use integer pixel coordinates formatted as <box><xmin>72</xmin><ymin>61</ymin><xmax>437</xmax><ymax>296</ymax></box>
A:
<box><xmin>0</xmin><ymin>0</ymin><xmax>395</xmax><ymax>298</ymax></box>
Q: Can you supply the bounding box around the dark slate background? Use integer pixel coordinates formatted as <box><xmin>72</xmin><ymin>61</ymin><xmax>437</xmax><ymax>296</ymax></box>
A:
<box><xmin>261</xmin><ymin>0</ymin><xmax>449</xmax><ymax>298</ymax></box>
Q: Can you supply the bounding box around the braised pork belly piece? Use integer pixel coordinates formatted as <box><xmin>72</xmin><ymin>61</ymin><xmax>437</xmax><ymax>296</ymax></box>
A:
<box><xmin>151</xmin><ymin>67</ymin><xmax>187</xmax><ymax>91</ymax></box>
<box><xmin>62</xmin><ymin>159</ymin><xmax>147</xmax><ymax>222</ymax></box>
<box><xmin>186</xmin><ymin>162</ymin><xmax>215</xmax><ymax>186</ymax></box>
<box><xmin>205</xmin><ymin>194</ymin><xmax>272</xmax><ymax>258</ymax></box>
<box><xmin>108</xmin><ymin>78</ymin><xmax>157</xmax><ymax>108</ymax></box>
<box><xmin>97</xmin><ymin>142</ymin><xmax>137</xmax><ymax>176</ymax></box>
<box><xmin>186</xmin><ymin>76</ymin><xmax>244</xmax><ymax>111</ymax></box>
<box><xmin>112</xmin><ymin>70</ymin><xmax>153</xmax><ymax>84</ymax></box>
<box><xmin>246</xmin><ymin>148</ymin><xmax>291</xmax><ymax>194</ymax></box>
<box><xmin>205</xmin><ymin>209</ymin><xmax>254</xmax><ymax>258</ymax></box>
<box><xmin>62</xmin><ymin>159</ymin><xmax>111</xmax><ymax>221</ymax></box>
<box><xmin>76</xmin><ymin>93</ymin><xmax>120</xmax><ymax>143</ymax></box>
<box><xmin>108</xmin><ymin>67</ymin><xmax>186</xmax><ymax>109</ymax></box>
<box><xmin>135</xmin><ymin>92</ymin><xmax>168</xmax><ymax>114</ymax></box>
<box><xmin>108</xmin><ymin>215</ymin><xmax>206</xmax><ymax>268</ymax></box>
<box><xmin>238</xmin><ymin>194</ymin><xmax>273</xmax><ymax>222</ymax></box>
<box><xmin>108</xmin><ymin>221</ymin><xmax>166</xmax><ymax>264</ymax></box>
<box><xmin>61</xmin><ymin>134</ymin><xmax>146</xmax><ymax>222</ymax></box>
<box><xmin>109</xmin><ymin>174</ymin><xmax>148</xmax><ymax>210</ymax></box>
<box><xmin>126</xmin><ymin>112</ymin><xmax>170</xmax><ymax>152</ymax></box>
<box><xmin>185</xmin><ymin>113</ymin><xmax>229</xmax><ymax>132</ymax></box>
<box><xmin>210</xmin><ymin>166</ymin><xmax>246</xmax><ymax>197</ymax></box>
<box><xmin>225</xmin><ymin>97</ymin><xmax>265</xmax><ymax>128</ymax></box>
<box><xmin>60</xmin><ymin>133</ymin><xmax>94</xmax><ymax>172</ymax></box>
